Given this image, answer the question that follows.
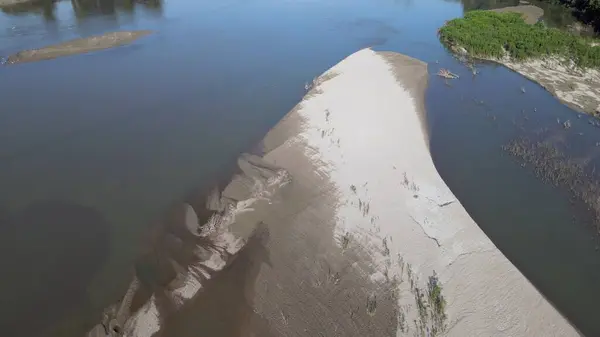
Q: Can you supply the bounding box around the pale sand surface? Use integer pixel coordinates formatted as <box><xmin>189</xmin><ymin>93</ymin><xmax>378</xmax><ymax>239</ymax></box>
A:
<box><xmin>89</xmin><ymin>49</ymin><xmax>579</xmax><ymax>337</ymax></box>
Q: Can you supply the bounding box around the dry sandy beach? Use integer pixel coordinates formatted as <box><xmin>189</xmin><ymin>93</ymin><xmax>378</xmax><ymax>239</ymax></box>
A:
<box><xmin>88</xmin><ymin>49</ymin><xmax>580</xmax><ymax>337</ymax></box>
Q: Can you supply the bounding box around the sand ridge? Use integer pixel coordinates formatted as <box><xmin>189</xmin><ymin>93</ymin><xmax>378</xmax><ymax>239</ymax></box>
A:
<box><xmin>88</xmin><ymin>49</ymin><xmax>579</xmax><ymax>337</ymax></box>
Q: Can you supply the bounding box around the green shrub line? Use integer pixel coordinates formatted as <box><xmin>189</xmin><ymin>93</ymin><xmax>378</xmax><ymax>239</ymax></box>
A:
<box><xmin>438</xmin><ymin>11</ymin><xmax>600</xmax><ymax>68</ymax></box>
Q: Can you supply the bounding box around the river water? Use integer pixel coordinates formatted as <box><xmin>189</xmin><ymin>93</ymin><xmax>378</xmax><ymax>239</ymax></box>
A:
<box><xmin>1</xmin><ymin>0</ymin><xmax>599</xmax><ymax>336</ymax></box>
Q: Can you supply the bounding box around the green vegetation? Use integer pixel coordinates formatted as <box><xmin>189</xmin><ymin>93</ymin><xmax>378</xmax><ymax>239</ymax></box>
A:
<box><xmin>427</xmin><ymin>271</ymin><xmax>447</xmax><ymax>335</ymax></box>
<box><xmin>438</xmin><ymin>10</ymin><xmax>600</xmax><ymax>68</ymax></box>
<box><xmin>407</xmin><ymin>267</ymin><xmax>447</xmax><ymax>337</ymax></box>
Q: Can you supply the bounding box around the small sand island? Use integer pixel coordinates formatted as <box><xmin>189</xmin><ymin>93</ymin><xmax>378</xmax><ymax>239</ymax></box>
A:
<box><xmin>4</xmin><ymin>31</ymin><xmax>152</xmax><ymax>65</ymax></box>
<box><xmin>87</xmin><ymin>49</ymin><xmax>578</xmax><ymax>337</ymax></box>
<box><xmin>439</xmin><ymin>5</ymin><xmax>600</xmax><ymax>116</ymax></box>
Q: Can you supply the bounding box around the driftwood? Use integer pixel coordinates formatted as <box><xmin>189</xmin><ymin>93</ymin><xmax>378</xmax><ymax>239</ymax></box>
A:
<box><xmin>437</xmin><ymin>68</ymin><xmax>459</xmax><ymax>79</ymax></box>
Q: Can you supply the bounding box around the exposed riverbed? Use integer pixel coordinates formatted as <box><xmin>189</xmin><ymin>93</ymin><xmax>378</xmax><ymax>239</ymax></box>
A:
<box><xmin>92</xmin><ymin>48</ymin><xmax>577</xmax><ymax>337</ymax></box>
<box><xmin>5</xmin><ymin>30</ymin><xmax>152</xmax><ymax>64</ymax></box>
<box><xmin>1</xmin><ymin>0</ymin><xmax>600</xmax><ymax>336</ymax></box>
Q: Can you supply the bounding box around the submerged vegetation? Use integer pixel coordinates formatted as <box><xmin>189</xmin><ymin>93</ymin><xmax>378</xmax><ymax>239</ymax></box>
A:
<box><xmin>438</xmin><ymin>11</ymin><xmax>600</xmax><ymax>68</ymax></box>
<box><xmin>503</xmin><ymin>138</ymin><xmax>600</xmax><ymax>233</ymax></box>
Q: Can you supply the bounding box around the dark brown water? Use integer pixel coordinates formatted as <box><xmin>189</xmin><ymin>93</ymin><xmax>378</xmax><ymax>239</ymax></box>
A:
<box><xmin>1</xmin><ymin>0</ymin><xmax>600</xmax><ymax>335</ymax></box>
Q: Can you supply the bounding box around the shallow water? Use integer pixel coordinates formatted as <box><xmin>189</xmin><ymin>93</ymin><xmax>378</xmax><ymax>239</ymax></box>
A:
<box><xmin>0</xmin><ymin>0</ymin><xmax>599</xmax><ymax>335</ymax></box>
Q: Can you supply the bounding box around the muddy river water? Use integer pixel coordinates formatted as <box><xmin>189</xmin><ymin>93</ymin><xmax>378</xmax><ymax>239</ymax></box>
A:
<box><xmin>1</xmin><ymin>0</ymin><xmax>600</xmax><ymax>336</ymax></box>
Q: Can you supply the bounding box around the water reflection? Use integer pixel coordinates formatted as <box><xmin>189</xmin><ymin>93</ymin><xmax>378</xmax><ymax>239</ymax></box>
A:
<box><xmin>71</xmin><ymin>0</ymin><xmax>161</xmax><ymax>17</ymax></box>
<box><xmin>0</xmin><ymin>0</ymin><xmax>58</xmax><ymax>20</ymax></box>
<box><xmin>1</xmin><ymin>0</ymin><xmax>162</xmax><ymax>20</ymax></box>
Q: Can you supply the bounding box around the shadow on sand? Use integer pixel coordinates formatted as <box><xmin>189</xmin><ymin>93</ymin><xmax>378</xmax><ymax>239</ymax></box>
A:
<box><xmin>159</xmin><ymin>223</ymin><xmax>276</xmax><ymax>337</ymax></box>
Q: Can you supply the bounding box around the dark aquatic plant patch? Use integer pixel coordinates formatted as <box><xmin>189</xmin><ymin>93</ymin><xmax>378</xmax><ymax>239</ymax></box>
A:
<box><xmin>548</xmin><ymin>0</ymin><xmax>600</xmax><ymax>31</ymax></box>
<box><xmin>503</xmin><ymin>138</ymin><xmax>600</xmax><ymax>233</ymax></box>
<box><xmin>438</xmin><ymin>11</ymin><xmax>600</xmax><ymax>68</ymax></box>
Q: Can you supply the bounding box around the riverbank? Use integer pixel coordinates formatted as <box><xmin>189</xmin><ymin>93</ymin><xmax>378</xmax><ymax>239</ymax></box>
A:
<box><xmin>87</xmin><ymin>49</ymin><xmax>578</xmax><ymax>337</ymax></box>
<box><xmin>4</xmin><ymin>31</ymin><xmax>152</xmax><ymax>64</ymax></box>
<box><xmin>439</xmin><ymin>6</ymin><xmax>600</xmax><ymax>115</ymax></box>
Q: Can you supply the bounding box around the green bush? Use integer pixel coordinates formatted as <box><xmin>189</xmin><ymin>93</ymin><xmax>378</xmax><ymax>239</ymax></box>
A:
<box><xmin>438</xmin><ymin>11</ymin><xmax>600</xmax><ymax>68</ymax></box>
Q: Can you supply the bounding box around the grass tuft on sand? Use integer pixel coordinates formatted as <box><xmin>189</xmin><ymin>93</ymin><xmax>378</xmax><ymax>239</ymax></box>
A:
<box><xmin>438</xmin><ymin>11</ymin><xmax>600</xmax><ymax>68</ymax></box>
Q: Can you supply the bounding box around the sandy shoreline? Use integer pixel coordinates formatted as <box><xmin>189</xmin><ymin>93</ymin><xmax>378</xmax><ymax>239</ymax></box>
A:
<box><xmin>4</xmin><ymin>31</ymin><xmax>152</xmax><ymax>65</ymax></box>
<box><xmin>88</xmin><ymin>49</ymin><xmax>579</xmax><ymax>337</ymax></box>
<box><xmin>446</xmin><ymin>5</ymin><xmax>600</xmax><ymax>115</ymax></box>
<box><xmin>498</xmin><ymin>56</ymin><xmax>600</xmax><ymax>115</ymax></box>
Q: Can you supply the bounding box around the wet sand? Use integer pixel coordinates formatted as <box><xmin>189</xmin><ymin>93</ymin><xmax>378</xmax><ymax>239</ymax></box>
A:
<box><xmin>500</xmin><ymin>56</ymin><xmax>600</xmax><ymax>116</ymax></box>
<box><xmin>4</xmin><ymin>31</ymin><xmax>152</xmax><ymax>65</ymax></box>
<box><xmin>491</xmin><ymin>5</ymin><xmax>544</xmax><ymax>24</ymax></box>
<box><xmin>88</xmin><ymin>49</ymin><xmax>578</xmax><ymax>336</ymax></box>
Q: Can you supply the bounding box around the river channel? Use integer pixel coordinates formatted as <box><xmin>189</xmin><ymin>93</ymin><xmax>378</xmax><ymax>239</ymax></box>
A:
<box><xmin>1</xmin><ymin>0</ymin><xmax>599</xmax><ymax>335</ymax></box>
